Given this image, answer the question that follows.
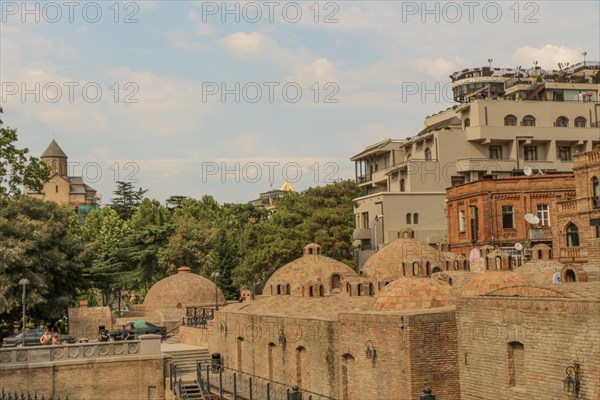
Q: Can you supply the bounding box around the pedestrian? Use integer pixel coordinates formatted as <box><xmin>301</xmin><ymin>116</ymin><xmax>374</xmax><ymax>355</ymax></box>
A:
<box><xmin>40</xmin><ymin>329</ymin><xmax>52</xmax><ymax>345</ymax></box>
<box><xmin>52</xmin><ymin>333</ymin><xmax>60</xmax><ymax>345</ymax></box>
<box><xmin>51</xmin><ymin>320</ymin><xmax>61</xmax><ymax>334</ymax></box>
<box><xmin>121</xmin><ymin>325</ymin><xmax>131</xmax><ymax>341</ymax></box>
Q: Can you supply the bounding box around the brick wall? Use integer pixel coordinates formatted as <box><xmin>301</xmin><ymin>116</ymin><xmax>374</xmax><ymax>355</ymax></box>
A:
<box><xmin>457</xmin><ymin>297</ymin><xmax>600</xmax><ymax>399</ymax></box>
<box><xmin>68</xmin><ymin>306</ymin><xmax>112</xmax><ymax>340</ymax></box>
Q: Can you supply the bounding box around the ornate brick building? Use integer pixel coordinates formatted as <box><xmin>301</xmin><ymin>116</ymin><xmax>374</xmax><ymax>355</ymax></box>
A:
<box><xmin>554</xmin><ymin>149</ymin><xmax>600</xmax><ymax>265</ymax></box>
<box><xmin>445</xmin><ymin>174</ymin><xmax>576</xmax><ymax>260</ymax></box>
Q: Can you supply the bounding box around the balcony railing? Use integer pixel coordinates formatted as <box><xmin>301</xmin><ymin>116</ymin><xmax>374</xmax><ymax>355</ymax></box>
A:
<box><xmin>528</xmin><ymin>227</ymin><xmax>552</xmax><ymax>241</ymax></box>
<box><xmin>559</xmin><ymin>200</ymin><xmax>577</xmax><ymax>212</ymax></box>
<box><xmin>560</xmin><ymin>247</ymin><xmax>588</xmax><ymax>259</ymax></box>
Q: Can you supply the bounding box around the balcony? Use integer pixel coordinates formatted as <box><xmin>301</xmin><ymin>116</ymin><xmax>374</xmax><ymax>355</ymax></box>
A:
<box><xmin>560</xmin><ymin>247</ymin><xmax>588</xmax><ymax>260</ymax></box>
<box><xmin>560</xmin><ymin>200</ymin><xmax>577</xmax><ymax>212</ymax></box>
<box><xmin>528</xmin><ymin>227</ymin><xmax>552</xmax><ymax>241</ymax></box>
<box><xmin>353</xmin><ymin>228</ymin><xmax>372</xmax><ymax>240</ymax></box>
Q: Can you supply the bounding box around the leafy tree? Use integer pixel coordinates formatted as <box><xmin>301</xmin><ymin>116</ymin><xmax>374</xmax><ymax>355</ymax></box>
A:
<box><xmin>165</xmin><ymin>195</ymin><xmax>188</xmax><ymax>210</ymax></box>
<box><xmin>206</xmin><ymin>228</ymin><xmax>238</xmax><ymax>300</ymax></box>
<box><xmin>0</xmin><ymin>196</ymin><xmax>89</xmax><ymax>319</ymax></box>
<box><xmin>0</xmin><ymin>107</ymin><xmax>50</xmax><ymax>197</ymax></box>
<box><xmin>81</xmin><ymin>207</ymin><xmax>131</xmax><ymax>306</ymax></box>
<box><xmin>110</xmin><ymin>181</ymin><xmax>148</xmax><ymax>220</ymax></box>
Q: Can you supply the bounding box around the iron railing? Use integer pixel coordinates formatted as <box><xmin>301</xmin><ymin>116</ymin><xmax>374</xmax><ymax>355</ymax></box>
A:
<box><xmin>196</xmin><ymin>361</ymin><xmax>337</xmax><ymax>400</ymax></box>
<box><xmin>184</xmin><ymin>307</ymin><xmax>215</xmax><ymax>328</ymax></box>
<box><xmin>0</xmin><ymin>389</ymin><xmax>70</xmax><ymax>400</ymax></box>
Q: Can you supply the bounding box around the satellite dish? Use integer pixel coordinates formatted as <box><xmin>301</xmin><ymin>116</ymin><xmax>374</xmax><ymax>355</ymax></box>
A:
<box><xmin>552</xmin><ymin>272</ymin><xmax>561</xmax><ymax>284</ymax></box>
<box><xmin>514</xmin><ymin>243</ymin><xmax>523</xmax><ymax>251</ymax></box>
<box><xmin>469</xmin><ymin>248</ymin><xmax>481</xmax><ymax>262</ymax></box>
<box><xmin>524</xmin><ymin>213</ymin><xmax>539</xmax><ymax>224</ymax></box>
<box><xmin>523</xmin><ymin>166</ymin><xmax>533</xmax><ymax>176</ymax></box>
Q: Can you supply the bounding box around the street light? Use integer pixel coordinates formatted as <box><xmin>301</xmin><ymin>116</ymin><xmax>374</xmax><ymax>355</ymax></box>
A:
<box><xmin>563</xmin><ymin>363</ymin><xmax>581</xmax><ymax>397</ymax></box>
<box><xmin>582</xmin><ymin>51</ymin><xmax>587</xmax><ymax>67</ymax></box>
<box><xmin>211</xmin><ymin>271</ymin><xmax>221</xmax><ymax>311</ymax></box>
<box><xmin>18</xmin><ymin>278</ymin><xmax>30</xmax><ymax>345</ymax></box>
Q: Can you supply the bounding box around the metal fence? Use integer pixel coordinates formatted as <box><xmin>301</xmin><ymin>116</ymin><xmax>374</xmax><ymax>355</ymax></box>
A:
<box><xmin>184</xmin><ymin>307</ymin><xmax>215</xmax><ymax>328</ymax></box>
<box><xmin>0</xmin><ymin>389</ymin><xmax>69</xmax><ymax>400</ymax></box>
<box><xmin>196</xmin><ymin>361</ymin><xmax>337</xmax><ymax>400</ymax></box>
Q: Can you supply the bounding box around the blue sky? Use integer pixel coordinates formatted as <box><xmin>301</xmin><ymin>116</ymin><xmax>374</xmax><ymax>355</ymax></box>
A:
<box><xmin>1</xmin><ymin>0</ymin><xmax>599</xmax><ymax>203</ymax></box>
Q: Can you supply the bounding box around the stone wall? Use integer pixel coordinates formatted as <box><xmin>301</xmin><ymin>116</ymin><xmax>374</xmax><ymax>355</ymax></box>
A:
<box><xmin>457</xmin><ymin>296</ymin><xmax>600</xmax><ymax>399</ymax></box>
<box><xmin>182</xmin><ymin>308</ymin><xmax>459</xmax><ymax>400</ymax></box>
<box><xmin>0</xmin><ymin>335</ymin><xmax>166</xmax><ymax>400</ymax></box>
<box><xmin>67</xmin><ymin>306</ymin><xmax>112</xmax><ymax>340</ymax></box>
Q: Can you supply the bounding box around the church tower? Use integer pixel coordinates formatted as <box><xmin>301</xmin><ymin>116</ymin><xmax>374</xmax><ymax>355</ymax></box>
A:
<box><xmin>41</xmin><ymin>139</ymin><xmax>68</xmax><ymax>177</ymax></box>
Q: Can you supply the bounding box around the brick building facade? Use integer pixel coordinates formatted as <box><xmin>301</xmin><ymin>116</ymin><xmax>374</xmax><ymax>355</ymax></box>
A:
<box><xmin>554</xmin><ymin>149</ymin><xmax>600</xmax><ymax>265</ymax></box>
<box><xmin>446</xmin><ymin>175</ymin><xmax>576</xmax><ymax>260</ymax></box>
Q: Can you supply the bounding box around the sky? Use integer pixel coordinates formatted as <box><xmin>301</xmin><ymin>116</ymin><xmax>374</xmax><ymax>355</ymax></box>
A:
<box><xmin>1</xmin><ymin>0</ymin><xmax>599</xmax><ymax>204</ymax></box>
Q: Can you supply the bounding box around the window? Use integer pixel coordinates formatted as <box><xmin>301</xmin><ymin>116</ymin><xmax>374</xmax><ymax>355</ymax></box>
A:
<box><xmin>413</xmin><ymin>213</ymin><xmax>419</xmax><ymax>224</ymax></box>
<box><xmin>55</xmin><ymin>185</ymin><xmax>58</xmax><ymax>193</ymax></box>
<box><xmin>361</xmin><ymin>212</ymin><xmax>369</xmax><ymax>228</ymax></box>
<box><xmin>595</xmin><ymin>225</ymin><xmax>600</xmax><ymax>239</ymax></box>
<box><xmin>489</xmin><ymin>145</ymin><xmax>503</xmax><ymax>159</ymax></box>
<box><xmin>424</xmin><ymin>147</ymin><xmax>432</xmax><ymax>161</ymax></box>
<box><xmin>368</xmin><ymin>282</ymin><xmax>374</xmax><ymax>296</ymax></box>
<box><xmin>558</xmin><ymin>146</ymin><xmax>571</xmax><ymax>161</ymax></box>
<box><xmin>406</xmin><ymin>213</ymin><xmax>412</xmax><ymax>224</ymax></box>
<box><xmin>400</xmin><ymin>179</ymin><xmax>405</xmax><ymax>192</ymax></box>
<box><xmin>504</xmin><ymin>115</ymin><xmax>517</xmax><ymax>126</ymax></box>
<box><xmin>331</xmin><ymin>274</ymin><xmax>341</xmax><ymax>290</ymax></box>
<box><xmin>593</xmin><ymin>177</ymin><xmax>599</xmax><ymax>209</ymax></box>
<box><xmin>459</xmin><ymin>211</ymin><xmax>466</xmax><ymax>233</ymax></box>
<box><xmin>508</xmin><ymin>342</ymin><xmax>525</xmax><ymax>387</ymax></box>
<box><xmin>469</xmin><ymin>206</ymin><xmax>479</xmax><ymax>241</ymax></box>
<box><xmin>555</xmin><ymin>116</ymin><xmax>569</xmax><ymax>127</ymax></box>
<box><xmin>286</xmin><ymin>284</ymin><xmax>291</xmax><ymax>295</ymax></box>
<box><xmin>524</xmin><ymin>146</ymin><xmax>537</xmax><ymax>161</ymax></box>
<box><xmin>566</xmin><ymin>223</ymin><xmax>579</xmax><ymax>247</ymax></box>
<box><xmin>522</xmin><ymin>115</ymin><xmax>536</xmax><ymax>126</ymax></box>
<box><xmin>536</xmin><ymin>204</ymin><xmax>550</xmax><ymax>226</ymax></box>
<box><xmin>575</xmin><ymin>116</ymin><xmax>587</xmax><ymax>128</ymax></box>
<box><xmin>502</xmin><ymin>206</ymin><xmax>515</xmax><ymax>229</ymax></box>
<box><xmin>464</xmin><ymin>118</ymin><xmax>470</xmax><ymax>128</ymax></box>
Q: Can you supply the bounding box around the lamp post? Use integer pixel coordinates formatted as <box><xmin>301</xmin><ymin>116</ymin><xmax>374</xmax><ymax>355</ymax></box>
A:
<box><xmin>18</xmin><ymin>278</ymin><xmax>30</xmax><ymax>345</ymax></box>
<box><xmin>582</xmin><ymin>51</ymin><xmax>587</xmax><ymax>67</ymax></box>
<box><xmin>211</xmin><ymin>271</ymin><xmax>221</xmax><ymax>311</ymax></box>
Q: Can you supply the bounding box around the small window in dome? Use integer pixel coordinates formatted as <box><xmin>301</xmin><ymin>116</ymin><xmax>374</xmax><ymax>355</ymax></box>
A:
<box><xmin>319</xmin><ymin>285</ymin><xmax>324</xmax><ymax>297</ymax></box>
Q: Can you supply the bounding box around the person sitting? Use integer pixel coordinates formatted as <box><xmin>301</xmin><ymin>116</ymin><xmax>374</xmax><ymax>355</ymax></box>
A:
<box><xmin>52</xmin><ymin>333</ymin><xmax>60</xmax><ymax>345</ymax></box>
<box><xmin>40</xmin><ymin>330</ymin><xmax>52</xmax><ymax>345</ymax></box>
<box><xmin>121</xmin><ymin>325</ymin><xmax>131</xmax><ymax>341</ymax></box>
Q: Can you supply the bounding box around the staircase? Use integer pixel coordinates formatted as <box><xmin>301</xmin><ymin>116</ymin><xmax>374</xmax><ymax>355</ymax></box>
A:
<box><xmin>165</xmin><ymin>346</ymin><xmax>211</xmax><ymax>376</ymax></box>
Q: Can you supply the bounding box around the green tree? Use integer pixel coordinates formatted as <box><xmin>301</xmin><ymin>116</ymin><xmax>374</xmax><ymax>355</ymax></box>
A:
<box><xmin>110</xmin><ymin>181</ymin><xmax>148</xmax><ymax>220</ymax></box>
<box><xmin>0</xmin><ymin>107</ymin><xmax>50</xmax><ymax>198</ymax></box>
<box><xmin>0</xmin><ymin>197</ymin><xmax>89</xmax><ymax>319</ymax></box>
<box><xmin>81</xmin><ymin>207</ymin><xmax>131</xmax><ymax>306</ymax></box>
<box><xmin>206</xmin><ymin>228</ymin><xmax>238</xmax><ymax>300</ymax></box>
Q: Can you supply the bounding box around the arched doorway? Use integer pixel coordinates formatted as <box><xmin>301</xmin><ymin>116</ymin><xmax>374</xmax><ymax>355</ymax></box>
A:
<box><xmin>341</xmin><ymin>354</ymin><xmax>355</xmax><ymax>400</ymax></box>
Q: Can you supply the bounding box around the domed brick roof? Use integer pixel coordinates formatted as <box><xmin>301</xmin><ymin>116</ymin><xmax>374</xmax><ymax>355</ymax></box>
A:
<box><xmin>144</xmin><ymin>267</ymin><xmax>225</xmax><ymax>309</ymax></box>
<box><xmin>361</xmin><ymin>239</ymin><xmax>452</xmax><ymax>283</ymax></box>
<box><xmin>461</xmin><ymin>270</ymin><xmax>532</xmax><ymax>297</ymax></box>
<box><xmin>372</xmin><ymin>277</ymin><xmax>455</xmax><ymax>311</ymax></box>
<box><xmin>263</xmin><ymin>243</ymin><xmax>358</xmax><ymax>296</ymax></box>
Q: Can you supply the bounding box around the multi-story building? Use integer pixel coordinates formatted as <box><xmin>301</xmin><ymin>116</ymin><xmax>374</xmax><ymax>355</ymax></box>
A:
<box><xmin>28</xmin><ymin>139</ymin><xmax>98</xmax><ymax>213</ymax></box>
<box><xmin>352</xmin><ymin>61</ymin><xmax>600</xmax><ymax>267</ymax></box>
<box><xmin>554</xmin><ymin>149</ymin><xmax>600</xmax><ymax>265</ymax></box>
<box><xmin>445</xmin><ymin>174</ymin><xmax>576</xmax><ymax>260</ymax></box>
<box><xmin>249</xmin><ymin>181</ymin><xmax>296</xmax><ymax>213</ymax></box>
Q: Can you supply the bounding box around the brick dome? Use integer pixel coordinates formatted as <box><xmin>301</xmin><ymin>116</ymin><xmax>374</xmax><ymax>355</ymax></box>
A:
<box><xmin>144</xmin><ymin>267</ymin><xmax>225</xmax><ymax>308</ymax></box>
<box><xmin>361</xmin><ymin>239</ymin><xmax>451</xmax><ymax>283</ymax></box>
<box><xmin>264</xmin><ymin>243</ymin><xmax>358</xmax><ymax>296</ymax></box>
<box><xmin>372</xmin><ymin>277</ymin><xmax>455</xmax><ymax>311</ymax></box>
<box><xmin>461</xmin><ymin>271</ymin><xmax>532</xmax><ymax>297</ymax></box>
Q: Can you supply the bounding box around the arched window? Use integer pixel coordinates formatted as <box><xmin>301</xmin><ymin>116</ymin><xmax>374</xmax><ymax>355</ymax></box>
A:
<box><xmin>564</xmin><ymin>269</ymin><xmax>576</xmax><ymax>282</ymax></box>
<box><xmin>413</xmin><ymin>262</ymin><xmax>419</xmax><ymax>276</ymax></box>
<box><xmin>508</xmin><ymin>342</ymin><xmax>525</xmax><ymax>387</ymax></box>
<box><xmin>286</xmin><ymin>284</ymin><xmax>291</xmax><ymax>295</ymax></box>
<box><xmin>504</xmin><ymin>114</ymin><xmax>517</xmax><ymax>126</ymax></box>
<box><xmin>495</xmin><ymin>256</ymin><xmax>502</xmax><ymax>270</ymax></box>
<box><xmin>296</xmin><ymin>347</ymin><xmax>307</xmax><ymax>387</ymax></box>
<box><xmin>268</xmin><ymin>343</ymin><xmax>276</xmax><ymax>380</ymax></box>
<box><xmin>406</xmin><ymin>213</ymin><xmax>412</xmax><ymax>224</ymax></box>
<box><xmin>424</xmin><ymin>147</ymin><xmax>432</xmax><ymax>161</ymax></box>
<box><xmin>555</xmin><ymin>116</ymin><xmax>569</xmax><ymax>127</ymax></box>
<box><xmin>237</xmin><ymin>337</ymin><xmax>244</xmax><ymax>370</ymax></box>
<box><xmin>574</xmin><ymin>116</ymin><xmax>587</xmax><ymax>128</ymax></box>
<box><xmin>368</xmin><ymin>282</ymin><xmax>374</xmax><ymax>296</ymax></box>
<box><xmin>425</xmin><ymin>261</ymin><xmax>431</xmax><ymax>276</ymax></box>
<box><xmin>319</xmin><ymin>284</ymin><xmax>324</xmax><ymax>297</ymax></box>
<box><xmin>346</xmin><ymin>283</ymin><xmax>351</xmax><ymax>295</ymax></box>
<box><xmin>270</xmin><ymin>285</ymin><xmax>273</xmax><ymax>295</ymax></box>
<box><xmin>566</xmin><ymin>223</ymin><xmax>579</xmax><ymax>247</ymax></box>
<box><xmin>309</xmin><ymin>286</ymin><xmax>314</xmax><ymax>297</ymax></box>
<box><xmin>341</xmin><ymin>354</ymin><xmax>355</xmax><ymax>400</ymax></box>
<box><xmin>400</xmin><ymin>179</ymin><xmax>405</xmax><ymax>192</ymax></box>
<box><xmin>413</xmin><ymin>213</ymin><xmax>419</xmax><ymax>224</ymax></box>
<box><xmin>464</xmin><ymin>118</ymin><xmax>471</xmax><ymax>128</ymax></box>
<box><xmin>276</xmin><ymin>285</ymin><xmax>281</xmax><ymax>295</ymax></box>
<box><xmin>432</xmin><ymin>267</ymin><xmax>441</xmax><ymax>274</ymax></box>
<box><xmin>55</xmin><ymin>185</ymin><xmax>58</xmax><ymax>193</ymax></box>
<box><xmin>522</xmin><ymin>115</ymin><xmax>536</xmax><ymax>127</ymax></box>
<box><xmin>331</xmin><ymin>274</ymin><xmax>341</xmax><ymax>291</ymax></box>
<box><xmin>592</xmin><ymin>177</ymin><xmax>599</xmax><ymax>209</ymax></box>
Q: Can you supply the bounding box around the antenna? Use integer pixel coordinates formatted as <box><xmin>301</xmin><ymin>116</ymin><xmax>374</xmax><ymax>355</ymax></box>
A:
<box><xmin>523</xmin><ymin>166</ymin><xmax>533</xmax><ymax>176</ymax></box>
<box><xmin>514</xmin><ymin>243</ymin><xmax>523</xmax><ymax>251</ymax></box>
<box><xmin>524</xmin><ymin>213</ymin><xmax>539</xmax><ymax>225</ymax></box>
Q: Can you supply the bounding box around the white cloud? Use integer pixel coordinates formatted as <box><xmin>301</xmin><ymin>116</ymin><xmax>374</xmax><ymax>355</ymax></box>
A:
<box><xmin>511</xmin><ymin>45</ymin><xmax>583</xmax><ymax>69</ymax></box>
